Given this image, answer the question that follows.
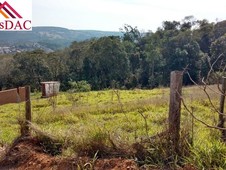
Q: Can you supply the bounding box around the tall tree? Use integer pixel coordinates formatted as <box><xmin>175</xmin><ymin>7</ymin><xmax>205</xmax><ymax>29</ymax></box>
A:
<box><xmin>46</xmin><ymin>50</ymin><xmax>70</xmax><ymax>90</ymax></box>
<box><xmin>69</xmin><ymin>40</ymin><xmax>92</xmax><ymax>81</ymax></box>
<box><xmin>83</xmin><ymin>36</ymin><xmax>129</xmax><ymax>89</ymax></box>
<box><xmin>0</xmin><ymin>55</ymin><xmax>14</xmax><ymax>89</ymax></box>
<box><xmin>210</xmin><ymin>34</ymin><xmax>226</xmax><ymax>73</ymax></box>
<box><xmin>11</xmin><ymin>50</ymin><xmax>50</xmax><ymax>90</ymax></box>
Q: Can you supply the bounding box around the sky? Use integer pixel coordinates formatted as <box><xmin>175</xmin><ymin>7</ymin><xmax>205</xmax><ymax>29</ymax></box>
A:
<box><xmin>33</xmin><ymin>0</ymin><xmax>226</xmax><ymax>32</ymax></box>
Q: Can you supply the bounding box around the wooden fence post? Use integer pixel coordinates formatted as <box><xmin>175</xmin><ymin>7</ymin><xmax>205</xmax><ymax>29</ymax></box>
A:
<box><xmin>24</xmin><ymin>86</ymin><xmax>31</xmax><ymax>136</ymax></box>
<box><xmin>218</xmin><ymin>77</ymin><xmax>226</xmax><ymax>141</ymax></box>
<box><xmin>169</xmin><ymin>71</ymin><xmax>183</xmax><ymax>153</ymax></box>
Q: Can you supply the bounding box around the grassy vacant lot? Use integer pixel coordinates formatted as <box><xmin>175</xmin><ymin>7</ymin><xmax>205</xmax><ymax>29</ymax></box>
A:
<box><xmin>0</xmin><ymin>86</ymin><xmax>226</xmax><ymax>169</ymax></box>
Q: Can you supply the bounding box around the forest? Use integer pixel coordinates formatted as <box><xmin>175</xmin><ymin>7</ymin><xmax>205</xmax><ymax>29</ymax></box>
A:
<box><xmin>0</xmin><ymin>16</ymin><xmax>225</xmax><ymax>91</ymax></box>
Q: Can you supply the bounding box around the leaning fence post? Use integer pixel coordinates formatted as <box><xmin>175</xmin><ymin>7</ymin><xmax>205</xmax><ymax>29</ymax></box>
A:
<box><xmin>218</xmin><ymin>77</ymin><xmax>226</xmax><ymax>141</ymax></box>
<box><xmin>169</xmin><ymin>71</ymin><xmax>183</xmax><ymax>153</ymax></box>
<box><xmin>24</xmin><ymin>86</ymin><xmax>31</xmax><ymax>136</ymax></box>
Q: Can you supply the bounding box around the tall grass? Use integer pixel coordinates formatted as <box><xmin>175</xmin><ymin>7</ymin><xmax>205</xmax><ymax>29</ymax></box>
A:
<box><xmin>0</xmin><ymin>86</ymin><xmax>225</xmax><ymax>168</ymax></box>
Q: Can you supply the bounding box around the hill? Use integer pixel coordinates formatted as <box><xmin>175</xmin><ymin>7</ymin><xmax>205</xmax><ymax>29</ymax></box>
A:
<box><xmin>0</xmin><ymin>27</ymin><xmax>122</xmax><ymax>53</ymax></box>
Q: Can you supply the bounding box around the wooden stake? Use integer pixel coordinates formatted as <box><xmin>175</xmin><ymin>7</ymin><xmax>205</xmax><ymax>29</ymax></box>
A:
<box><xmin>218</xmin><ymin>77</ymin><xmax>226</xmax><ymax>141</ymax></box>
<box><xmin>169</xmin><ymin>71</ymin><xmax>183</xmax><ymax>153</ymax></box>
<box><xmin>24</xmin><ymin>86</ymin><xmax>31</xmax><ymax>136</ymax></box>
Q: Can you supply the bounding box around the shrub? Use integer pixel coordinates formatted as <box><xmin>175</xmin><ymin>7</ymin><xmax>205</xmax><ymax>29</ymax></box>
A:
<box><xmin>68</xmin><ymin>81</ymin><xmax>91</xmax><ymax>92</ymax></box>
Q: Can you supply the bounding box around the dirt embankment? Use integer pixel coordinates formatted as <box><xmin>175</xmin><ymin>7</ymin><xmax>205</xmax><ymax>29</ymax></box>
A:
<box><xmin>0</xmin><ymin>137</ymin><xmax>139</xmax><ymax>170</ymax></box>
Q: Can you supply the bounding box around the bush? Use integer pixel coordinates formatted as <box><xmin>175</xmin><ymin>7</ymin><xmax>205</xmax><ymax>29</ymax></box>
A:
<box><xmin>68</xmin><ymin>81</ymin><xmax>91</xmax><ymax>92</ymax></box>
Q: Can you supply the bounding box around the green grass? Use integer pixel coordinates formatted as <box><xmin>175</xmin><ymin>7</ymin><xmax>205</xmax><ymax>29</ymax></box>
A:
<box><xmin>0</xmin><ymin>86</ymin><xmax>226</xmax><ymax>169</ymax></box>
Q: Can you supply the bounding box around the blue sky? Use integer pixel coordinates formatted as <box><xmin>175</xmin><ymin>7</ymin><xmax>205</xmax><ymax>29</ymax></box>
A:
<box><xmin>33</xmin><ymin>0</ymin><xmax>226</xmax><ymax>31</ymax></box>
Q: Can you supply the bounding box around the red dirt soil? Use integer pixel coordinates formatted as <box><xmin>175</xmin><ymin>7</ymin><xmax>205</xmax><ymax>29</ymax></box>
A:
<box><xmin>0</xmin><ymin>137</ymin><xmax>197</xmax><ymax>170</ymax></box>
<box><xmin>0</xmin><ymin>137</ymin><xmax>139</xmax><ymax>170</ymax></box>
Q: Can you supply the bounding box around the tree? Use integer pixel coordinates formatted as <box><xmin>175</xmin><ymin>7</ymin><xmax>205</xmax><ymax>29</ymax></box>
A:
<box><xmin>11</xmin><ymin>50</ymin><xmax>50</xmax><ymax>90</ymax></box>
<box><xmin>69</xmin><ymin>40</ymin><xmax>92</xmax><ymax>81</ymax></box>
<box><xmin>0</xmin><ymin>55</ymin><xmax>14</xmax><ymax>89</ymax></box>
<box><xmin>120</xmin><ymin>24</ymin><xmax>142</xmax><ymax>44</ymax></box>
<box><xmin>209</xmin><ymin>34</ymin><xmax>226</xmax><ymax>77</ymax></box>
<box><xmin>162</xmin><ymin>21</ymin><xmax>180</xmax><ymax>31</ymax></box>
<box><xmin>83</xmin><ymin>36</ymin><xmax>129</xmax><ymax>89</ymax></box>
<box><xmin>121</xmin><ymin>25</ymin><xmax>149</xmax><ymax>88</ymax></box>
<box><xmin>46</xmin><ymin>50</ymin><xmax>70</xmax><ymax>90</ymax></box>
<box><xmin>180</xmin><ymin>16</ymin><xmax>196</xmax><ymax>31</ymax></box>
<box><xmin>193</xmin><ymin>19</ymin><xmax>214</xmax><ymax>54</ymax></box>
<box><xmin>47</xmin><ymin>51</ymin><xmax>69</xmax><ymax>80</ymax></box>
<box><xmin>162</xmin><ymin>29</ymin><xmax>202</xmax><ymax>85</ymax></box>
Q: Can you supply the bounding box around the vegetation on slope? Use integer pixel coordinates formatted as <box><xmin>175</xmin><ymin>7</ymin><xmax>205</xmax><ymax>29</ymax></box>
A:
<box><xmin>0</xmin><ymin>17</ymin><xmax>225</xmax><ymax>91</ymax></box>
<box><xmin>0</xmin><ymin>86</ymin><xmax>225</xmax><ymax>169</ymax></box>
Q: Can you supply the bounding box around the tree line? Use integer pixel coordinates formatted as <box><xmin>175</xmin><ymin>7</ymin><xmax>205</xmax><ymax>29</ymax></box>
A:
<box><xmin>0</xmin><ymin>16</ymin><xmax>225</xmax><ymax>91</ymax></box>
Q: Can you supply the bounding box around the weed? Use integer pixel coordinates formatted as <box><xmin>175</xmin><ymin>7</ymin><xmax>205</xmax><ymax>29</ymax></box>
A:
<box><xmin>30</xmin><ymin>123</ymin><xmax>63</xmax><ymax>156</ymax></box>
<box><xmin>185</xmin><ymin>140</ymin><xmax>226</xmax><ymax>169</ymax></box>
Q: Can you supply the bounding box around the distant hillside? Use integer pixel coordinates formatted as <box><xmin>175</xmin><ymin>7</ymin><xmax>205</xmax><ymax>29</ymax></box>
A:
<box><xmin>0</xmin><ymin>27</ymin><xmax>122</xmax><ymax>53</ymax></box>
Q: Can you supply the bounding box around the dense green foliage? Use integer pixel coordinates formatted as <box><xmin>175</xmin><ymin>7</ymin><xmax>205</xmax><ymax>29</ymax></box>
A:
<box><xmin>0</xmin><ymin>17</ymin><xmax>225</xmax><ymax>91</ymax></box>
